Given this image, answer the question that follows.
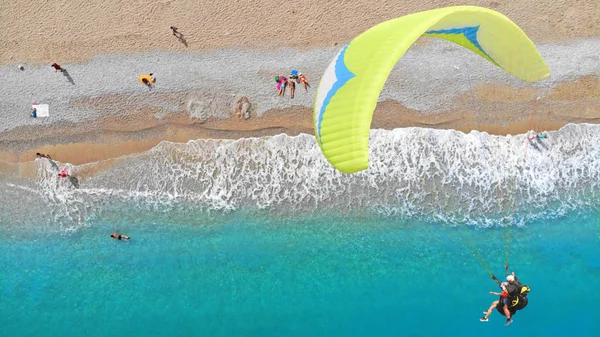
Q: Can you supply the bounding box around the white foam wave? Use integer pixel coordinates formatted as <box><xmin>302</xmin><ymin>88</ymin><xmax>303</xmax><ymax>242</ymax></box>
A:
<box><xmin>3</xmin><ymin>124</ymin><xmax>599</xmax><ymax>230</ymax></box>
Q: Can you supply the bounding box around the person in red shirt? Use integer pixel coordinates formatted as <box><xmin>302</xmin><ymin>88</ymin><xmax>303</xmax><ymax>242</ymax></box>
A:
<box><xmin>480</xmin><ymin>282</ymin><xmax>509</xmax><ymax>322</ymax></box>
<box><xmin>51</xmin><ymin>63</ymin><xmax>63</xmax><ymax>72</ymax></box>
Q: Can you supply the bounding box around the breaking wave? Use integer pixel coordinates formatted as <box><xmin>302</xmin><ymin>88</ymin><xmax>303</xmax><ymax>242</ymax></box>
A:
<box><xmin>2</xmin><ymin>124</ymin><xmax>599</xmax><ymax>232</ymax></box>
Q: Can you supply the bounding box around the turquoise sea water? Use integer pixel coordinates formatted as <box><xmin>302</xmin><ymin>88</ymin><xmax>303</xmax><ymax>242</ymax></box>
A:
<box><xmin>2</xmin><ymin>126</ymin><xmax>599</xmax><ymax>336</ymax></box>
<box><xmin>2</xmin><ymin>208</ymin><xmax>599</xmax><ymax>336</ymax></box>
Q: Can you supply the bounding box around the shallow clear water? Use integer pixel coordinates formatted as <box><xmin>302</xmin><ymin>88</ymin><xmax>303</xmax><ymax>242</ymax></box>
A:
<box><xmin>2</xmin><ymin>207</ymin><xmax>599</xmax><ymax>337</ymax></box>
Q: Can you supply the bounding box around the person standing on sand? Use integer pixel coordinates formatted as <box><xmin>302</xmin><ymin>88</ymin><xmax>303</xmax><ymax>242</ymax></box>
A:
<box><xmin>51</xmin><ymin>63</ymin><xmax>63</xmax><ymax>72</ymax></box>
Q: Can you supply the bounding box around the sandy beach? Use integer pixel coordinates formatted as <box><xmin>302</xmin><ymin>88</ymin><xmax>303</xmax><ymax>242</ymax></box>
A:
<box><xmin>2</xmin><ymin>0</ymin><xmax>598</xmax><ymax>64</ymax></box>
<box><xmin>0</xmin><ymin>0</ymin><xmax>598</xmax><ymax>167</ymax></box>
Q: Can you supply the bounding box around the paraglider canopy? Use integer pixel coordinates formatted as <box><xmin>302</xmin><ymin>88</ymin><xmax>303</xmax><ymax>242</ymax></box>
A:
<box><xmin>313</xmin><ymin>5</ymin><xmax>550</xmax><ymax>174</ymax></box>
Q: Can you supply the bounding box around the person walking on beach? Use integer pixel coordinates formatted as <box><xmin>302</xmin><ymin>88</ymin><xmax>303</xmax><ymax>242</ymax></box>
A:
<box><xmin>51</xmin><ymin>63</ymin><xmax>64</xmax><ymax>72</ymax></box>
<box><xmin>170</xmin><ymin>26</ymin><xmax>188</xmax><ymax>47</ymax></box>
<box><xmin>170</xmin><ymin>26</ymin><xmax>183</xmax><ymax>38</ymax></box>
<box><xmin>111</xmin><ymin>232</ymin><xmax>131</xmax><ymax>241</ymax></box>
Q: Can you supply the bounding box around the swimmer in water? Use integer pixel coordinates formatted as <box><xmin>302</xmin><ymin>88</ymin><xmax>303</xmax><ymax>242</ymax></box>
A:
<box><xmin>58</xmin><ymin>169</ymin><xmax>69</xmax><ymax>178</ymax></box>
<box><xmin>111</xmin><ymin>232</ymin><xmax>130</xmax><ymax>241</ymax></box>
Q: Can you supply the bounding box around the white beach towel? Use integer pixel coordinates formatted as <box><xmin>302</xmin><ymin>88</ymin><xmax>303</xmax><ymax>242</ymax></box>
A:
<box><xmin>32</xmin><ymin>104</ymin><xmax>49</xmax><ymax>117</ymax></box>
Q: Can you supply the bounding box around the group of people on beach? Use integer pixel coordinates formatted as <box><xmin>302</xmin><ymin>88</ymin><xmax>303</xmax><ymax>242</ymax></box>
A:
<box><xmin>528</xmin><ymin>132</ymin><xmax>548</xmax><ymax>141</ymax></box>
<box><xmin>38</xmin><ymin>150</ymin><xmax>130</xmax><ymax>241</ymax></box>
<box><xmin>275</xmin><ymin>70</ymin><xmax>310</xmax><ymax>98</ymax></box>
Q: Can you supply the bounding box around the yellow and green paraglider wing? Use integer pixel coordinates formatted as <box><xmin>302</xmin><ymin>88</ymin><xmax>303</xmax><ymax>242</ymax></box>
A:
<box><xmin>313</xmin><ymin>6</ymin><xmax>550</xmax><ymax>174</ymax></box>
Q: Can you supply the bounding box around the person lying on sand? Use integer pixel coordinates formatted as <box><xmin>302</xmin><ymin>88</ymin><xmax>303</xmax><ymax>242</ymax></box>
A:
<box><xmin>298</xmin><ymin>73</ymin><xmax>310</xmax><ymax>91</ymax></box>
<box><xmin>275</xmin><ymin>76</ymin><xmax>287</xmax><ymax>97</ymax></box>
<box><xmin>139</xmin><ymin>74</ymin><xmax>156</xmax><ymax>89</ymax></box>
<box><xmin>288</xmin><ymin>74</ymin><xmax>296</xmax><ymax>98</ymax></box>
<box><xmin>37</xmin><ymin>153</ymin><xmax>60</xmax><ymax>170</ymax></box>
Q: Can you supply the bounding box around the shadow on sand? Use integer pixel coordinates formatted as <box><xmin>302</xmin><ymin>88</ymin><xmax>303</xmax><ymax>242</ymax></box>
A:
<box><xmin>61</xmin><ymin>69</ymin><xmax>75</xmax><ymax>85</ymax></box>
<box><xmin>175</xmin><ymin>34</ymin><xmax>188</xmax><ymax>47</ymax></box>
<box><xmin>536</xmin><ymin>138</ymin><xmax>549</xmax><ymax>150</ymax></box>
